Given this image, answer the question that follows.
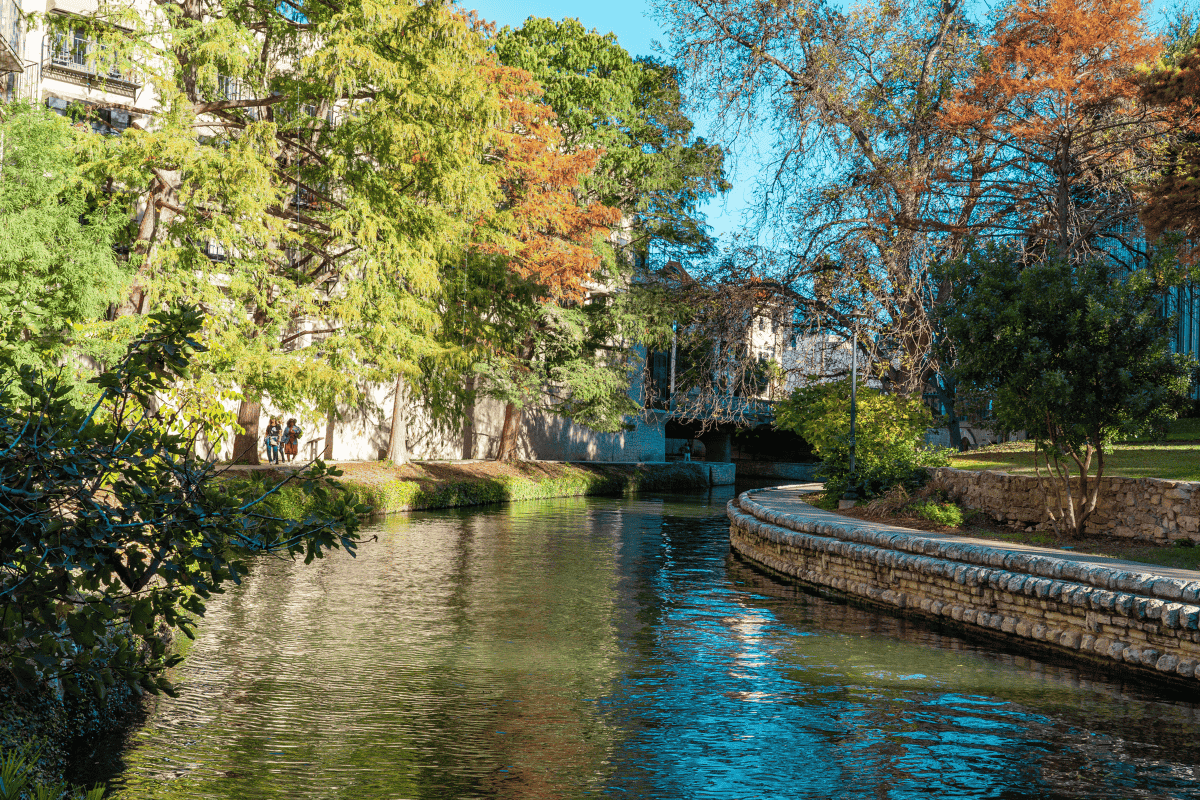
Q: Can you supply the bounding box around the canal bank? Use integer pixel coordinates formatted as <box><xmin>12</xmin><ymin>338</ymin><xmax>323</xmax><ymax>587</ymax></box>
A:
<box><xmin>238</xmin><ymin>459</ymin><xmax>735</xmax><ymax>517</ymax></box>
<box><xmin>729</xmin><ymin>485</ymin><xmax>1200</xmax><ymax>686</ymax></box>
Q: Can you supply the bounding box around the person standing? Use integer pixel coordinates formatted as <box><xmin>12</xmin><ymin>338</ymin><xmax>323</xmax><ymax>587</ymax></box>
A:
<box><xmin>264</xmin><ymin>417</ymin><xmax>282</xmax><ymax>465</ymax></box>
<box><xmin>283</xmin><ymin>418</ymin><xmax>303</xmax><ymax>463</ymax></box>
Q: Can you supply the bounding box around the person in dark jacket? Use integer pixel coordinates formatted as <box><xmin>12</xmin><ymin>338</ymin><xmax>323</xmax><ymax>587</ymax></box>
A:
<box><xmin>264</xmin><ymin>417</ymin><xmax>282</xmax><ymax>464</ymax></box>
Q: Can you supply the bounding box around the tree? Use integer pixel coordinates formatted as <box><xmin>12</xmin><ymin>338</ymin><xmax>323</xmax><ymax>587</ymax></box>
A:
<box><xmin>938</xmin><ymin>0</ymin><xmax>1164</xmax><ymax>267</ymax></box>
<box><xmin>459</xmin><ymin>18</ymin><xmax>725</xmax><ymax>457</ymax></box>
<box><xmin>0</xmin><ymin>307</ymin><xmax>364</xmax><ymax>698</ymax></box>
<box><xmin>72</xmin><ymin>0</ymin><xmax>503</xmax><ymax>462</ymax></box>
<box><xmin>0</xmin><ymin>102</ymin><xmax>130</xmax><ymax>374</ymax></box>
<box><xmin>451</xmin><ymin>61</ymin><xmax>627</xmax><ymax>460</ymax></box>
<box><xmin>1137</xmin><ymin>18</ymin><xmax>1200</xmax><ymax>255</ymax></box>
<box><xmin>493</xmin><ymin>18</ymin><xmax>729</xmax><ymax>266</ymax></box>
<box><xmin>938</xmin><ymin>246</ymin><xmax>1195</xmax><ymax>537</ymax></box>
<box><xmin>653</xmin><ymin>0</ymin><xmax>986</xmax><ymax>398</ymax></box>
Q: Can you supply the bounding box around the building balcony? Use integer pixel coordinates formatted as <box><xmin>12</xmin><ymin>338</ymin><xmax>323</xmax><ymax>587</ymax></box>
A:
<box><xmin>0</xmin><ymin>0</ymin><xmax>23</xmax><ymax>75</ymax></box>
<box><xmin>43</xmin><ymin>32</ymin><xmax>139</xmax><ymax>98</ymax></box>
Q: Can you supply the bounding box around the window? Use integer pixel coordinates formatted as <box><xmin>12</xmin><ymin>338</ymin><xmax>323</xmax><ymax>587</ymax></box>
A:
<box><xmin>46</xmin><ymin>96</ymin><xmax>131</xmax><ymax>135</ymax></box>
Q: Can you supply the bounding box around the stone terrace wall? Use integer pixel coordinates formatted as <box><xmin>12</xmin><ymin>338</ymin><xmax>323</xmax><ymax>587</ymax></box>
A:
<box><xmin>728</xmin><ymin>489</ymin><xmax>1200</xmax><ymax>684</ymax></box>
<box><xmin>928</xmin><ymin>467</ymin><xmax>1200</xmax><ymax>543</ymax></box>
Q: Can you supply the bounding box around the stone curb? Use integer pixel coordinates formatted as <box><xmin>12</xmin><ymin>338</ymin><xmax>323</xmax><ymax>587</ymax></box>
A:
<box><xmin>728</xmin><ymin>490</ymin><xmax>1200</xmax><ymax>682</ymax></box>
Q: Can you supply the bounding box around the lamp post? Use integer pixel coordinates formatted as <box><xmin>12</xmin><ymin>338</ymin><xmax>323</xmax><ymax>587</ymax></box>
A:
<box><xmin>840</xmin><ymin>314</ymin><xmax>868</xmax><ymax>509</ymax></box>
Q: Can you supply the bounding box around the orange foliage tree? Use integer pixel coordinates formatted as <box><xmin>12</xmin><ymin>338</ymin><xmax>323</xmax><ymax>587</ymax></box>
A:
<box><xmin>939</xmin><ymin>0</ymin><xmax>1163</xmax><ymax>265</ymax></box>
<box><xmin>454</xmin><ymin>62</ymin><xmax>624</xmax><ymax>460</ymax></box>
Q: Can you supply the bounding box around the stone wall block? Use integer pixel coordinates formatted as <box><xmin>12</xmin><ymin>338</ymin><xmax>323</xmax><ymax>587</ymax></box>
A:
<box><xmin>1157</xmin><ymin>654</ymin><xmax>1180</xmax><ymax>673</ymax></box>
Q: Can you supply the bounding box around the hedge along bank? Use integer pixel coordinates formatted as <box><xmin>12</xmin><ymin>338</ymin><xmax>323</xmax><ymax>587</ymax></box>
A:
<box><xmin>243</xmin><ymin>460</ymin><xmax>726</xmax><ymax>519</ymax></box>
<box><xmin>929</xmin><ymin>467</ymin><xmax>1200</xmax><ymax>543</ymax></box>
<box><xmin>728</xmin><ymin>486</ymin><xmax>1200</xmax><ymax>685</ymax></box>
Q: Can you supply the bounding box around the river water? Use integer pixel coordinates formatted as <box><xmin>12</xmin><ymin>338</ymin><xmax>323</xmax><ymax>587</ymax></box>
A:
<box><xmin>109</xmin><ymin>487</ymin><xmax>1200</xmax><ymax>799</ymax></box>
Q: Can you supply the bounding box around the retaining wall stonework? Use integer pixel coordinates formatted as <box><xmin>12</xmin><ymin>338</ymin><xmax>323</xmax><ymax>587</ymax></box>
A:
<box><xmin>728</xmin><ymin>488</ymin><xmax>1200</xmax><ymax>684</ymax></box>
<box><xmin>928</xmin><ymin>467</ymin><xmax>1200</xmax><ymax>543</ymax></box>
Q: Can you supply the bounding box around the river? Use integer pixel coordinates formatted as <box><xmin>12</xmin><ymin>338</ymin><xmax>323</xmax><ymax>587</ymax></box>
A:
<box><xmin>107</xmin><ymin>487</ymin><xmax>1200</xmax><ymax>799</ymax></box>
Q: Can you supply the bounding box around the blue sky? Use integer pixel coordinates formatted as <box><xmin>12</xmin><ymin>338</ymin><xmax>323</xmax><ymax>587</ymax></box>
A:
<box><xmin>460</xmin><ymin>0</ymin><xmax>754</xmax><ymax>248</ymax></box>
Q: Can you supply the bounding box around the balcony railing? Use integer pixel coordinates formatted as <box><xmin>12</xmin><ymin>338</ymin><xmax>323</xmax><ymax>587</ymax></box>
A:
<box><xmin>0</xmin><ymin>0</ymin><xmax>23</xmax><ymax>75</ymax></box>
<box><xmin>44</xmin><ymin>32</ymin><xmax>139</xmax><ymax>98</ymax></box>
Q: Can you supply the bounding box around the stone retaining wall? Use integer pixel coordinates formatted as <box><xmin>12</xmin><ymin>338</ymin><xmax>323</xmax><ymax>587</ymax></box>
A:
<box><xmin>728</xmin><ymin>489</ymin><xmax>1200</xmax><ymax>684</ymax></box>
<box><xmin>929</xmin><ymin>467</ymin><xmax>1200</xmax><ymax>543</ymax></box>
<box><xmin>734</xmin><ymin>461</ymin><xmax>820</xmax><ymax>481</ymax></box>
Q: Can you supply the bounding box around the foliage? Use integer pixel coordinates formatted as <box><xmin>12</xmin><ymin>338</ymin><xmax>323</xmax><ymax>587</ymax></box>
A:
<box><xmin>0</xmin><ymin>102</ymin><xmax>130</xmax><ymax>375</ymax></box>
<box><xmin>459</xmin><ymin>18</ymin><xmax>726</xmax><ymax>460</ymax></box>
<box><xmin>493</xmin><ymin>18</ymin><xmax>728</xmax><ymax>264</ymax></box>
<box><xmin>1138</xmin><ymin>34</ymin><xmax>1200</xmax><ymax>254</ymax></box>
<box><xmin>775</xmin><ymin>378</ymin><xmax>948</xmax><ymax>497</ymax></box>
<box><xmin>70</xmin><ymin>0</ymin><xmax>504</xmax><ymax>461</ymax></box>
<box><xmin>0</xmin><ymin>307</ymin><xmax>365</xmax><ymax>699</ymax></box>
<box><xmin>451</xmin><ymin>56</ymin><xmax>656</xmax><ymax>460</ymax></box>
<box><xmin>939</xmin><ymin>0</ymin><xmax>1162</xmax><ymax>267</ymax></box>
<box><xmin>911</xmin><ymin>500</ymin><xmax>964</xmax><ymax>527</ymax></box>
<box><xmin>939</xmin><ymin>245</ymin><xmax>1196</xmax><ymax>536</ymax></box>
<box><xmin>473</xmin><ymin>61</ymin><xmax>621</xmax><ymax>302</ymax></box>
<box><xmin>0</xmin><ymin>745</ymin><xmax>103</xmax><ymax>800</ymax></box>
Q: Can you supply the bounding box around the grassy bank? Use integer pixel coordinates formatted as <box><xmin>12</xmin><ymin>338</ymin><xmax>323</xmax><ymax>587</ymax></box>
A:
<box><xmin>241</xmin><ymin>460</ymin><xmax>713</xmax><ymax>518</ymax></box>
<box><xmin>949</xmin><ymin>418</ymin><xmax>1200</xmax><ymax>481</ymax></box>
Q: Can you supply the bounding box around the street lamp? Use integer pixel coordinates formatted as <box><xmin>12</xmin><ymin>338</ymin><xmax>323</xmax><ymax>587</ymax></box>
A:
<box><xmin>840</xmin><ymin>314</ymin><xmax>869</xmax><ymax>509</ymax></box>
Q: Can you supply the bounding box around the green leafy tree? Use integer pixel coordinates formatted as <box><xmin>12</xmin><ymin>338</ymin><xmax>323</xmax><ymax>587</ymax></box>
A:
<box><xmin>0</xmin><ymin>102</ymin><xmax>130</xmax><ymax>373</ymax></box>
<box><xmin>938</xmin><ymin>246</ymin><xmax>1196</xmax><ymax>537</ymax></box>
<box><xmin>0</xmin><ymin>307</ymin><xmax>364</xmax><ymax>699</ymax></box>
<box><xmin>775</xmin><ymin>378</ymin><xmax>947</xmax><ymax>498</ymax></box>
<box><xmin>70</xmin><ymin>0</ymin><xmax>503</xmax><ymax>462</ymax></box>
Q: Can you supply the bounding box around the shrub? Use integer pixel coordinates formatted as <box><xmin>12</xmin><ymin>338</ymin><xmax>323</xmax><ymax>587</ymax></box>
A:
<box><xmin>0</xmin><ymin>744</ymin><xmax>102</xmax><ymax>800</ymax></box>
<box><xmin>775</xmin><ymin>378</ymin><xmax>951</xmax><ymax>499</ymax></box>
<box><xmin>911</xmin><ymin>500</ymin><xmax>964</xmax><ymax>527</ymax></box>
<box><xmin>0</xmin><ymin>307</ymin><xmax>366</xmax><ymax>700</ymax></box>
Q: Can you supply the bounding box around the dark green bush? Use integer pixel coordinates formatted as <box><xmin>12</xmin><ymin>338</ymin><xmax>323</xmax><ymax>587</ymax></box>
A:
<box><xmin>1</xmin><ymin>307</ymin><xmax>366</xmax><ymax>702</ymax></box>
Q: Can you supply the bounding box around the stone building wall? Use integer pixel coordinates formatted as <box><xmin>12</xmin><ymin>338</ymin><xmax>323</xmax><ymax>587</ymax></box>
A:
<box><xmin>203</xmin><ymin>386</ymin><xmax>668</xmax><ymax>464</ymax></box>
<box><xmin>928</xmin><ymin>467</ymin><xmax>1200</xmax><ymax>543</ymax></box>
<box><xmin>728</xmin><ymin>488</ymin><xmax>1200</xmax><ymax>684</ymax></box>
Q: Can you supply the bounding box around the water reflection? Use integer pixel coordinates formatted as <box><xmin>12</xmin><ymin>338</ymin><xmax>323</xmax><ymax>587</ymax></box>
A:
<box><xmin>111</xmin><ymin>489</ymin><xmax>1200</xmax><ymax>799</ymax></box>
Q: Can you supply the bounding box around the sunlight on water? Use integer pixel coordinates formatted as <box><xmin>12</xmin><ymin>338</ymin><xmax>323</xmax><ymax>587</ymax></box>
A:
<box><xmin>109</xmin><ymin>489</ymin><xmax>1200</xmax><ymax>800</ymax></box>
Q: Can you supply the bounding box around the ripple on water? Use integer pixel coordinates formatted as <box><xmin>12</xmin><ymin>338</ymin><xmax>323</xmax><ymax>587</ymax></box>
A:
<box><xmin>110</xmin><ymin>492</ymin><xmax>1200</xmax><ymax>800</ymax></box>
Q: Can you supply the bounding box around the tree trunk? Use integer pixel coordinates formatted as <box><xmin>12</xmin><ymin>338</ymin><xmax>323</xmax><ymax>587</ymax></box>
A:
<box><xmin>232</xmin><ymin>399</ymin><xmax>262</xmax><ymax>465</ymax></box>
<box><xmin>323</xmin><ymin>408</ymin><xmax>336</xmax><ymax>461</ymax></box>
<box><xmin>387</xmin><ymin>375</ymin><xmax>408</xmax><ymax>464</ymax></box>
<box><xmin>495</xmin><ymin>401</ymin><xmax>523</xmax><ymax>461</ymax></box>
<box><xmin>461</xmin><ymin>375</ymin><xmax>476</xmax><ymax>460</ymax></box>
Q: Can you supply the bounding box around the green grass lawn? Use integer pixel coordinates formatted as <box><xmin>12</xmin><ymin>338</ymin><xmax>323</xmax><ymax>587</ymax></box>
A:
<box><xmin>949</xmin><ymin>418</ymin><xmax>1200</xmax><ymax>481</ymax></box>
